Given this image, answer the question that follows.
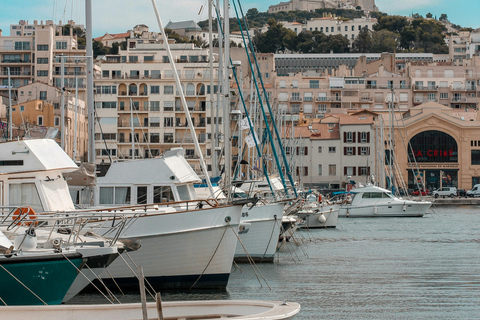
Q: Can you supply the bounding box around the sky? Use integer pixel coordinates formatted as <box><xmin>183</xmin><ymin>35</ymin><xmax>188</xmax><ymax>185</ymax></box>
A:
<box><xmin>0</xmin><ymin>0</ymin><xmax>478</xmax><ymax>37</ymax></box>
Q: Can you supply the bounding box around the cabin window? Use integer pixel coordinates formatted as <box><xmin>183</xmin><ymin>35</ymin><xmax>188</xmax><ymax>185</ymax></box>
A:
<box><xmin>177</xmin><ymin>185</ymin><xmax>191</xmax><ymax>201</ymax></box>
<box><xmin>9</xmin><ymin>183</ymin><xmax>43</xmax><ymax>212</ymax></box>
<box><xmin>153</xmin><ymin>186</ymin><xmax>174</xmax><ymax>203</ymax></box>
<box><xmin>99</xmin><ymin>186</ymin><xmax>131</xmax><ymax>205</ymax></box>
<box><xmin>137</xmin><ymin>186</ymin><xmax>148</xmax><ymax>204</ymax></box>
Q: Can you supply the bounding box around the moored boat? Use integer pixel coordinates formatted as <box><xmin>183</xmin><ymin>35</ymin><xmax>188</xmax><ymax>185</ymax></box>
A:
<box><xmin>0</xmin><ymin>299</ymin><xmax>301</xmax><ymax>320</ymax></box>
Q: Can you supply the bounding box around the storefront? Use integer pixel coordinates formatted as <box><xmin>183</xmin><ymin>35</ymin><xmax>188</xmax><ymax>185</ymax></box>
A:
<box><xmin>407</xmin><ymin>130</ymin><xmax>459</xmax><ymax>190</ymax></box>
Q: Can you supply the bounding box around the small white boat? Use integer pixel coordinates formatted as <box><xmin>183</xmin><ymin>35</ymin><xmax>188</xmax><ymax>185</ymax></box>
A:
<box><xmin>338</xmin><ymin>185</ymin><xmax>431</xmax><ymax>217</ymax></box>
<box><xmin>295</xmin><ymin>194</ymin><xmax>339</xmax><ymax>229</ymax></box>
<box><xmin>0</xmin><ymin>299</ymin><xmax>301</xmax><ymax>320</ymax></box>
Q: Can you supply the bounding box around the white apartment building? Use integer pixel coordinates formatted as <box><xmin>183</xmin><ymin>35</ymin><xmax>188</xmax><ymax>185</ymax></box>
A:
<box><xmin>94</xmin><ymin>36</ymin><xmax>224</xmax><ymax>174</ymax></box>
<box><xmin>285</xmin><ymin>111</ymin><xmax>375</xmax><ymax>189</ymax></box>
<box><xmin>257</xmin><ymin>16</ymin><xmax>376</xmax><ymax>43</ymax></box>
<box><xmin>0</xmin><ymin>20</ymin><xmax>87</xmax><ymax>97</ymax></box>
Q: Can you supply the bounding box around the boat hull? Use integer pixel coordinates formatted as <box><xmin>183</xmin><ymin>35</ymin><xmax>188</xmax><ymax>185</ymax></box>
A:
<box><xmin>0</xmin><ymin>253</ymin><xmax>84</xmax><ymax>305</ymax></box>
<box><xmin>0</xmin><ymin>300</ymin><xmax>301</xmax><ymax>320</ymax></box>
<box><xmin>296</xmin><ymin>207</ymin><xmax>339</xmax><ymax>228</ymax></box>
<box><xmin>95</xmin><ymin>205</ymin><xmax>242</xmax><ymax>290</ymax></box>
<box><xmin>338</xmin><ymin>201</ymin><xmax>431</xmax><ymax>217</ymax></box>
<box><xmin>234</xmin><ymin>203</ymin><xmax>284</xmax><ymax>262</ymax></box>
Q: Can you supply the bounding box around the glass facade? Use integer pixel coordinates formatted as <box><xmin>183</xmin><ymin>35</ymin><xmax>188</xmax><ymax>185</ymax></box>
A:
<box><xmin>408</xmin><ymin>130</ymin><xmax>458</xmax><ymax>163</ymax></box>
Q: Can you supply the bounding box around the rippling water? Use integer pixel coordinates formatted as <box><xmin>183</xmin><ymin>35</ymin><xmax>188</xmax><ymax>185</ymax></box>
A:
<box><xmin>70</xmin><ymin>205</ymin><xmax>480</xmax><ymax>319</ymax></box>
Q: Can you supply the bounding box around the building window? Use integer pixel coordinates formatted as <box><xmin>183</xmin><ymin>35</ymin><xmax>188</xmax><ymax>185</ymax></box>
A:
<box><xmin>164</xmin><ymin>85</ymin><xmax>174</xmax><ymax>94</ymax></box>
<box><xmin>37</xmin><ymin>58</ymin><xmax>48</xmax><ymax>64</ymax></box>
<box><xmin>37</xmin><ymin>116</ymin><xmax>43</xmax><ymax>126</ymax></box>
<box><xmin>37</xmin><ymin>44</ymin><xmax>48</xmax><ymax>51</ymax></box>
<box><xmin>309</xmin><ymin>80</ymin><xmax>319</xmax><ymax>89</ymax></box>
<box><xmin>428</xmin><ymin>93</ymin><xmax>436</xmax><ymax>101</ymax></box>
<box><xmin>151</xmin><ymin>85</ymin><xmax>160</xmax><ymax>94</ymax></box>
<box><xmin>54</xmin><ymin>116</ymin><xmax>60</xmax><ymax>127</ymax></box>
<box><xmin>345</xmin><ymin>147</ymin><xmax>354</xmax><ymax>155</ymax></box>
<box><xmin>345</xmin><ymin>166</ymin><xmax>355</xmax><ymax>176</ymax></box>
<box><xmin>359</xmin><ymin>166</ymin><xmax>370</xmax><ymax>176</ymax></box>
<box><xmin>329</xmin><ymin>164</ymin><xmax>336</xmax><ymax>176</ymax></box>
<box><xmin>164</xmin><ymin>117</ymin><xmax>174</xmax><ymax>127</ymax></box>
<box><xmin>440</xmin><ymin>93</ymin><xmax>448</xmax><ymax>99</ymax></box>
<box><xmin>345</xmin><ymin>131</ymin><xmax>353</xmax><ymax>143</ymax></box>
<box><xmin>150</xmin><ymin>117</ymin><xmax>160</xmax><ymax>127</ymax></box>
<box><xmin>318</xmin><ymin>165</ymin><xmax>322</xmax><ymax>176</ymax></box>
<box><xmin>39</xmin><ymin>91</ymin><xmax>47</xmax><ymax>100</ymax></box>
<box><xmin>360</xmin><ymin>147</ymin><xmax>370</xmax><ymax>155</ymax></box>
<box><xmin>360</xmin><ymin>131</ymin><xmax>369</xmax><ymax>143</ymax></box>
<box><xmin>150</xmin><ymin>133</ymin><xmax>160</xmax><ymax>143</ymax></box>
<box><xmin>102</xmin><ymin>70</ymin><xmax>110</xmax><ymax>78</ymax></box>
<box><xmin>56</xmin><ymin>41</ymin><xmax>67</xmax><ymax>50</ymax></box>
<box><xmin>37</xmin><ymin>70</ymin><xmax>48</xmax><ymax>77</ymax></box>
<box><xmin>318</xmin><ymin>146</ymin><xmax>322</xmax><ymax>153</ymax></box>
<box><xmin>164</xmin><ymin>133</ymin><xmax>174</xmax><ymax>143</ymax></box>
<box><xmin>129</xmin><ymin>56</ymin><xmax>138</xmax><ymax>63</ymax></box>
<box><xmin>472</xmin><ymin>150</ymin><xmax>480</xmax><ymax>165</ymax></box>
<box><xmin>329</xmin><ymin>146</ymin><xmax>336</xmax><ymax>153</ymax></box>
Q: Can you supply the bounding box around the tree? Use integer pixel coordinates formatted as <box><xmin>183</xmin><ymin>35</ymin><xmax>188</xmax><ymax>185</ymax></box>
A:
<box><xmin>371</xmin><ymin>30</ymin><xmax>398</xmax><ymax>53</ymax></box>
<box><xmin>426</xmin><ymin>12</ymin><xmax>433</xmax><ymax>19</ymax></box>
<box><xmin>93</xmin><ymin>40</ymin><xmax>108</xmax><ymax>57</ymax></box>
<box><xmin>351</xmin><ymin>26</ymin><xmax>372</xmax><ymax>53</ymax></box>
<box><xmin>374</xmin><ymin>15</ymin><xmax>408</xmax><ymax>33</ymax></box>
<box><xmin>324</xmin><ymin>34</ymin><xmax>350</xmax><ymax>53</ymax></box>
<box><xmin>439</xmin><ymin>14</ymin><xmax>448</xmax><ymax>22</ymax></box>
<box><xmin>253</xmin><ymin>18</ymin><xmax>297</xmax><ymax>53</ymax></box>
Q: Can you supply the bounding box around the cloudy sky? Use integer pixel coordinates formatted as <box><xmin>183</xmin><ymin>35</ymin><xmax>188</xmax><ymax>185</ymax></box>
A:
<box><xmin>0</xmin><ymin>0</ymin><xmax>477</xmax><ymax>37</ymax></box>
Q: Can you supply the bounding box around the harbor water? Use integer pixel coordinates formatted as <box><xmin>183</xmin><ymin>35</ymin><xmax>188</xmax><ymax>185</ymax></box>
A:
<box><xmin>70</xmin><ymin>205</ymin><xmax>480</xmax><ymax>319</ymax></box>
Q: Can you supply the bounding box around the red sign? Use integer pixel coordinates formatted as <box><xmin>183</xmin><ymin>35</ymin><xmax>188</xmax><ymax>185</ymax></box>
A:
<box><xmin>413</xmin><ymin>150</ymin><xmax>454</xmax><ymax>157</ymax></box>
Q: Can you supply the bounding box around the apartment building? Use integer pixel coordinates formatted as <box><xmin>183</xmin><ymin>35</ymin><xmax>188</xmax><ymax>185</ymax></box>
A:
<box><xmin>94</xmin><ymin>35</ymin><xmax>224</xmax><ymax>174</ymax></box>
<box><xmin>0</xmin><ymin>20</ymin><xmax>87</xmax><ymax>97</ymax></box>
<box><xmin>279</xmin><ymin>16</ymin><xmax>376</xmax><ymax>41</ymax></box>
<box><xmin>284</xmin><ymin>110</ymin><xmax>375</xmax><ymax>189</ymax></box>
<box><xmin>12</xmin><ymin>82</ymin><xmax>88</xmax><ymax>160</ymax></box>
<box><xmin>448</xmin><ymin>30</ymin><xmax>480</xmax><ymax>61</ymax></box>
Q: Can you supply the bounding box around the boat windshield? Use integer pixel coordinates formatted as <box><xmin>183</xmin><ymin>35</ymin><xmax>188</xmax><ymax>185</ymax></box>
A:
<box><xmin>361</xmin><ymin>192</ymin><xmax>393</xmax><ymax>199</ymax></box>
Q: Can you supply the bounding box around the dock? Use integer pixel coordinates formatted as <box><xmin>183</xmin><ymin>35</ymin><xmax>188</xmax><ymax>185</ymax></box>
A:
<box><xmin>431</xmin><ymin>197</ymin><xmax>480</xmax><ymax>206</ymax></box>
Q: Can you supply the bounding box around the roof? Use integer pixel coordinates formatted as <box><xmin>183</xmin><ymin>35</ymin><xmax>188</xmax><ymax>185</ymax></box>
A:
<box><xmin>287</xmin><ymin>122</ymin><xmax>340</xmax><ymax>140</ymax></box>
<box><xmin>165</xmin><ymin>20</ymin><xmax>202</xmax><ymax>31</ymax></box>
<box><xmin>94</xmin><ymin>32</ymin><xmax>129</xmax><ymax>41</ymax></box>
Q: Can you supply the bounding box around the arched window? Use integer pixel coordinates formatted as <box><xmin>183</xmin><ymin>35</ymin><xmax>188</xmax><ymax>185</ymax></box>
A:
<box><xmin>408</xmin><ymin>130</ymin><xmax>458</xmax><ymax>163</ymax></box>
<box><xmin>186</xmin><ymin>83</ymin><xmax>195</xmax><ymax>95</ymax></box>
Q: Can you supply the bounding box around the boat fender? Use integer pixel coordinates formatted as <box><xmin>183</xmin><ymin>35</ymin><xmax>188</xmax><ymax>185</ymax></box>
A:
<box><xmin>12</xmin><ymin>206</ymin><xmax>37</xmax><ymax>227</ymax></box>
<box><xmin>14</xmin><ymin>229</ymin><xmax>37</xmax><ymax>251</ymax></box>
<box><xmin>318</xmin><ymin>213</ymin><xmax>326</xmax><ymax>224</ymax></box>
<box><xmin>403</xmin><ymin>203</ymin><xmax>406</xmax><ymax>211</ymax></box>
<box><xmin>318</xmin><ymin>194</ymin><xmax>322</xmax><ymax>203</ymax></box>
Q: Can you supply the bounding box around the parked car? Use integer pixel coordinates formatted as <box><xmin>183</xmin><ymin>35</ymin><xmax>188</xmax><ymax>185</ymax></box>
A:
<box><xmin>432</xmin><ymin>187</ymin><xmax>457</xmax><ymax>198</ymax></box>
<box><xmin>467</xmin><ymin>184</ymin><xmax>480</xmax><ymax>197</ymax></box>
<box><xmin>457</xmin><ymin>188</ymin><xmax>467</xmax><ymax>197</ymax></box>
<box><xmin>411</xmin><ymin>189</ymin><xmax>429</xmax><ymax>196</ymax></box>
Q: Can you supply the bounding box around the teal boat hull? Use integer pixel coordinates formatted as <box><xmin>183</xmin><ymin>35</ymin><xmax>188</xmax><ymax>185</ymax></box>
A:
<box><xmin>0</xmin><ymin>253</ymin><xmax>85</xmax><ymax>305</ymax></box>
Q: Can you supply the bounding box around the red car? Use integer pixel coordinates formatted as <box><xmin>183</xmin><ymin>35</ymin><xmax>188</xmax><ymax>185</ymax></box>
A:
<box><xmin>411</xmin><ymin>189</ymin><xmax>429</xmax><ymax>196</ymax></box>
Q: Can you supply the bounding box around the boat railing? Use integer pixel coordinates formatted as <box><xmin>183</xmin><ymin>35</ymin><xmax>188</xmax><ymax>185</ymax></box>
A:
<box><xmin>0</xmin><ymin>206</ymin><xmax>128</xmax><ymax>248</ymax></box>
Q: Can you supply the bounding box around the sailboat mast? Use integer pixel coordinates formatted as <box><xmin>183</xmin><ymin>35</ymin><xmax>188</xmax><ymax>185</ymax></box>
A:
<box><xmin>223</xmin><ymin>0</ymin><xmax>231</xmax><ymax>188</ymax></box>
<box><xmin>7</xmin><ymin>67</ymin><xmax>12</xmax><ymax>140</ymax></box>
<box><xmin>208</xmin><ymin>0</ymin><xmax>216</xmax><ymax>176</ymax></box>
<box><xmin>86</xmin><ymin>0</ymin><xmax>95</xmax><ymax>163</ymax></box>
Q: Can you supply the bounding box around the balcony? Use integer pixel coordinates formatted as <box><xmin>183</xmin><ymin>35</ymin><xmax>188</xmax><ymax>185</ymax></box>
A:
<box><xmin>0</xmin><ymin>71</ymin><xmax>31</xmax><ymax>76</ymax></box>
<box><xmin>2</xmin><ymin>59</ymin><xmax>31</xmax><ymax>64</ymax></box>
<box><xmin>413</xmin><ymin>85</ymin><xmax>437</xmax><ymax>91</ymax></box>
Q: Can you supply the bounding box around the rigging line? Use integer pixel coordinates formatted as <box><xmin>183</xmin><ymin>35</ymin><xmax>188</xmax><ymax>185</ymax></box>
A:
<box><xmin>213</xmin><ymin>8</ymin><xmax>275</xmax><ymax>197</ymax></box>
<box><xmin>60</xmin><ymin>252</ymin><xmax>114</xmax><ymax>304</ymax></box>
<box><xmin>232</xmin><ymin>2</ymin><xmax>293</xmax><ymax>197</ymax></box>
<box><xmin>117</xmin><ymin>251</ymin><xmax>156</xmax><ymax>299</ymax></box>
<box><xmin>190</xmin><ymin>223</ymin><xmax>228</xmax><ymax>289</ymax></box>
<box><xmin>235</xmin><ymin>0</ymin><xmax>297</xmax><ymax>197</ymax></box>
<box><xmin>228</xmin><ymin>222</ymin><xmax>271</xmax><ymax>289</ymax></box>
<box><xmin>84</xmin><ymin>264</ymin><xmax>122</xmax><ymax>304</ymax></box>
<box><xmin>260</xmin><ymin>214</ymin><xmax>278</xmax><ymax>262</ymax></box>
<box><xmin>0</xmin><ymin>262</ymin><xmax>47</xmax><ymax>305</ymax></box>
<box><xmin>94</xmin><ymin>109</ymin><xmax>112</xmax><ymax>163</ymax></box>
